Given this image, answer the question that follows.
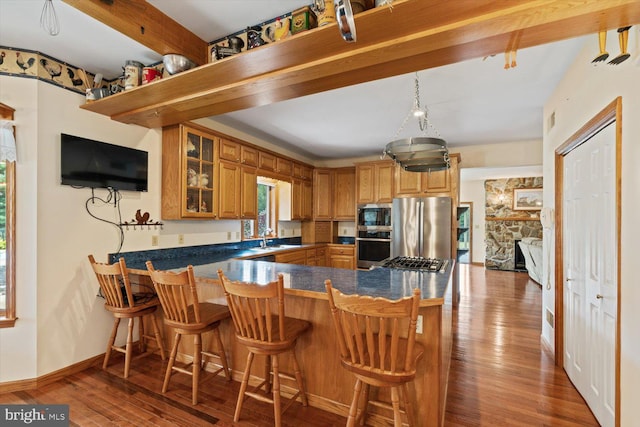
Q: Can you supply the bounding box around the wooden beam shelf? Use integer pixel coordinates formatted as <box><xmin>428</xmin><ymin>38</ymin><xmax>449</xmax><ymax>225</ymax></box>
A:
<box><xmin>80</xmin><ymin>0</ymin><xmax>640</xmax><ymax>129</ymax></box>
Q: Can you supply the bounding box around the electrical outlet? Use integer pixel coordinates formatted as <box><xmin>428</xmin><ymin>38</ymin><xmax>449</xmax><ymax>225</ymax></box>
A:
<box><xmin>178</xmin><ymin>234</ymin><xmax>184</xmax><ymax>244</ymax></box>
<box><xmin>236</xmin><ymin>231</ymin><xmax>240</xmax><ymax>240</ymax></box>
<box><xmin>227</xmin><ymin>231</ymin><xmax>231</xmax><ymax>240</ymax></box>
<box><xmin>343</xmin><ymin>228</ymin><xmax>347</xmax><ymax>234</ymax></box>
<box><xmin>281</xmin><ymin>229</ymin><xmax>286</xmax><ymax>237</ymax></box>
<box><xmin>416</xmin><ymin>315</ymin><xmax>423</xmax><ymax>334</ymax></box>
<box><xmin>151</xmin><ymin>235</ymin><xmax>159</xmax><ymax>246</ymax></box>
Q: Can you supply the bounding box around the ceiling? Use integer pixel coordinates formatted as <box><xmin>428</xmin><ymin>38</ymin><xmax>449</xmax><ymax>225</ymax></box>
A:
<box><xmin>0</xmin><ymin>0</ymin><xmax>612</xmax><ymax>161</ymax></box>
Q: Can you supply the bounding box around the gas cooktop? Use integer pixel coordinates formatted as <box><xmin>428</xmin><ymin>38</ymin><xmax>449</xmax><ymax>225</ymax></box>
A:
<box><xmin>379</xmin><ymin>256</ymin><xmax>447</xmax><ymax>272</ymax></box>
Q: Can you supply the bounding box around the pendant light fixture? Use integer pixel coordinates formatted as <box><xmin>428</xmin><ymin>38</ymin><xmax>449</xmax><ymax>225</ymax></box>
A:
<box><xmin>40</xmin><ymin>0</ymin><xmax>60</xmax><ymax>36</ymax></box>
<box><xmin>383</xmin><ymin>72</ymin><xmax>450</xmax><ymax>172</ymax></box>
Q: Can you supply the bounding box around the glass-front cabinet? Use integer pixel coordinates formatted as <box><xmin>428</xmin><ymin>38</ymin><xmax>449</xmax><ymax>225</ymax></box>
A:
<box><xmin>184</xmin><ymin>129</ymin><xmax>214</xmax><ymax>216</ymax></box>
<box><xmin>162</xmin><ymin>124</ymin><xmax>218</xmax><ymax>219</ymax></box>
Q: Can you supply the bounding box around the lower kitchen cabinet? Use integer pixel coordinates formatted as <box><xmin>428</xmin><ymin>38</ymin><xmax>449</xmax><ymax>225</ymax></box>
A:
<box><xmin>275</xmin><ymin>250</ymin><xmax>307</xmax><ymax>265</ymax></box>
<box><xmin>328</xmin><ymin>245</ymin><xmax>355</xmax><ymax>270</ymax></box>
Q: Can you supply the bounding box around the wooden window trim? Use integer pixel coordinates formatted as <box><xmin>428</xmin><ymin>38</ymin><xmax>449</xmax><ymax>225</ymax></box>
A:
<box><xmin>0</xmin><ymin>103</ymin><xmax>16</xmax><ymax>327</ymax></box>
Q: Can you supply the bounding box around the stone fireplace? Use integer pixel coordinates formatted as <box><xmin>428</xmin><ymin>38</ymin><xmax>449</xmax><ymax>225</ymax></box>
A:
<box><xmin>485</xmin><ymin>177</ymin><xmax>543</xmax><ymax>271</ymax></box>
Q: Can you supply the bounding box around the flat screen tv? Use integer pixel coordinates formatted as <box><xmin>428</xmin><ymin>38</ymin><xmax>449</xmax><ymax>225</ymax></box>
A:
<box><xmin>60</xmin><ymin>133</ymin><xmax>148</xmax><ymax>192</ymax></box>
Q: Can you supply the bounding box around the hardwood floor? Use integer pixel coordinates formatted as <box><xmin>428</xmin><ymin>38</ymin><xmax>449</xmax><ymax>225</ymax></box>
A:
<box><xmin>0</xmin><ymin>264</ymin><xmax>597</xmax><ymax>426</ymax></box>
<box><xmin>445</xmin><ymin>264</ymin><xmax>598</xmax><ymax>426</ymax></box>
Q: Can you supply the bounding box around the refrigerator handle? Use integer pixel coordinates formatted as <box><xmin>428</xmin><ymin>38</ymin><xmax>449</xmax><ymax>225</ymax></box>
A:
<box><xmin>418</xmin><ymin>199</ymin><xmax>423</xmax><ymax>257</ymax></box>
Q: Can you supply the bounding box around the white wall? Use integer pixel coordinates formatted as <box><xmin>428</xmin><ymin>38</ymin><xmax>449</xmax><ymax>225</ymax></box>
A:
<box><xmin>542</xmin><ymin>30</ymin><xmax>640</xmax><ymax>425</ymax></box>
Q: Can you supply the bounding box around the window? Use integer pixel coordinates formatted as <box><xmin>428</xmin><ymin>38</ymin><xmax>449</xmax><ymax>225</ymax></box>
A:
<box><xmin>243</xmin><ymin>178</ymin><xmax>277</xmax><ymax>240</ymax></box>
<box><xmin>0</xmin><ymin>104</ymin><xmax>16</xmax><ymax>327</ymax></box>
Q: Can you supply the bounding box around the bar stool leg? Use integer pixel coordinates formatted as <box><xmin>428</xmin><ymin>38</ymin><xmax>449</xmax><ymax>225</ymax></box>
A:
<box><xmin>235</xmin><ymin>351</ymin><xmax>255</xmax><ymax>422</ymax></box>
<box><xmin>163</xmin><ymin>332</ymin><xmax>181</xmax><ymax>393</ymax></box>
<box><xmin>359</xmin><ymin>383</ymin><xmax>370</xmax><ymax>426</ymax></box>
<box><xmin>124</xmin><ymin>317</ymin><xmax>135</xmax><ymax>378</ymax></box>
<box><xmin>264</xmin><ymin>354</ymin><xmax>272</xmax><ymax>394</ymax></box>
<box><xmin>390</xmin><ymin>386</ymin><xmax>402</xmax><ymax>427</ymax></box>
<box><xmin>347</xmin><ymin>378</ymin><xmax>363</xmax><ymax>427</ymax></box>
<box><xmin>192</xmin><ymin>333</ymin><xmax>202</xmax><ymax>405</ymax></box>
<box><xmin>138</xmin><ymin>315</ymin><xmax>146</xmax><ymax>353</ymax></box>
<box><xmin>212</xmin><ymin>327</ymin><xmax>230</xmax><ymax>380</ymax></box>
<box><xmin>104</xmin><ymin>318</ymin><xmax>120</xmax><ymax>370</ymax></box>
<box><xmin>272</xmin><ymin>354</ymin><xmax>281</xmax><ymax>427</ymax></box>
<box><xmin>149</xmin><ymin>314</ymin><xmax>166</xmax><ymax>360</ymax></box>
<box><xmin>290</xmin><ymin>350</ymin><xmax>308</xmax><ymax>406</ymax></box>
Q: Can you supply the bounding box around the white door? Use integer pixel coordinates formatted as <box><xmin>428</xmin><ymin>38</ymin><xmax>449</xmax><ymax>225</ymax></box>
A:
<box><xmin>563</xmin><ymin>122</ymin><xmax>617</xmax><ymax>427</ymax></box>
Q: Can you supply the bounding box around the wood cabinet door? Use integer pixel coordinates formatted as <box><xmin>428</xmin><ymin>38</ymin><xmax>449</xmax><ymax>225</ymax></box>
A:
<box><xmin>395</xmin><ymin>165</ymin><xmax>423</xmax><ymax>196</ymax></box>
<box><xmin>218</xmin><ymin>160</ymin><xmax>241</xmax><ymax>219</ymax></box>
<box><xmin>219</xmin><ymin>138</ymin><xmax>240</xmax><ymax>162</ymax></box>
<box><xmin>302</xmin><ymin>180</ymin><xmax>313</xmax><ymax>220</ymax></box>
<box><xmin>240</xmin><ymin>166</ymin><xmax>257</xmax><ymax>219</ymax></box>
<box><xmin>291</xmin><ymin>179</ymin><xmax>303</xmax><ymax>220</ymax></box>
<box><xmin>424</xmin><ymin>168</ymin><xmax>451</xmax><ymax>193</ymax></box>
<box><xmin>241</xmin><ymin>145</ymin><xmax>258</xmax><ymax>166</ymax></box>
<box><xmin>375</xmin><ymin>162</ymin><xmax>395</xmax><ymax>202</ymax></box>
<box><xmin>333</xmin><ymin>167</ymin><xmax>355</xmax><ymax>220</ymax></box>
<box><xmin>314</xmin><ymin>169</ymin><xmax>333</xmax><ymax>220</ymax></box>
<box><xmin>276</xmin><ymin>157</ymin><xmax>293</xmax><ymax>175</ymax></box>
<box><xmin>356</xmin><ymin>164</ymin><xmax>375</xmax><ymax>204</ymax></box>
<box><xmin>259</xmin><ymin>151</ymin><xmax>276</xmax><ymax>171</ymax></box>
<box><xmin>330</xmin><ymin>256</ymin><xmax>354</xmax><ymax>269</ymax></box>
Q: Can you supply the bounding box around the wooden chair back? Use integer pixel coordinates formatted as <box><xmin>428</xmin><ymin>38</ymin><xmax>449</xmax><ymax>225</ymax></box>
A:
<box><xmin>146</xmin><ymin>261</ymin><xmax>203</xmax><ymax>327</ymax></box>
<box><xmin>88</xmin><ymin>254</ymin><xmax>135</xmax><ymax>309</ymax></box>
<box><xmin>325</xmin><ymin>280</ymin><xmax>421</xmax><ymax>376</ymax></box>
<box><xmin>217</xmin><ymin>269</ymin><xmax>285</xmax><ymax>343</ymax></box>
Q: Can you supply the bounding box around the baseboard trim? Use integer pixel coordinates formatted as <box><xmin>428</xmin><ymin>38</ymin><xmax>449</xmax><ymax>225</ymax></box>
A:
<box><xmin>0</xmin><ymin>354</ymin><xmax>103</xmax><ymax>393</ymax></box>
<box><xmin>471</xmin><ymin>262</ymin><xmax>484</xmax><ymax>266</ymax></box>
<box><xmin>540</xmin><ymin>334</ymin><xmax>555</xmax><ymax>358</ymax></box>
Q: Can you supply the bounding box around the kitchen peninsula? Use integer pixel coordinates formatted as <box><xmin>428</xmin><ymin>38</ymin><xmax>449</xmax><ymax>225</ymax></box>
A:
<box><xmin>124</xmin><ymin>251</ymin><xmax>454</xmax><ymax>427</ymax></box>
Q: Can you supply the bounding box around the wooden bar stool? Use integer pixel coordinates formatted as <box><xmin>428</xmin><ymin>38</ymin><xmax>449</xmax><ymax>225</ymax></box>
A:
<box><xmin>217</xmin><ymin>269</ymin><xmax>310</xmax><ymax>427</ymax></box>
<box><xmin>325</xmin><ymin>280</ymin><xmax>424</xmax><ymax>427</ymax></box>
<box><xmin>147</xmin><ymin>261</ymin><xmax>231</xmax><ymax>405</ymax></box>
<box><xmin>88</xmin><ymin>255</ymin><xmax>165</xmax><ymax>379</ymax></box>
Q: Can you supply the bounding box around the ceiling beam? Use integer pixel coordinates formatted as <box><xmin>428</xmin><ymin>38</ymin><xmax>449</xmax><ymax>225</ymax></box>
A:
<box><xmin>62</xmin><ymin>0</ymin><xmax>208</xmax><ymax>65</ymax></box>
<box><xmin>80</xmin><ymin>0</ymin><xmax>640</xmax><ymax>128</ymax></box>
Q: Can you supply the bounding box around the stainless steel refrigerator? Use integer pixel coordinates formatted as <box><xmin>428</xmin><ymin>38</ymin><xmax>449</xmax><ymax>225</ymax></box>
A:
<box><xmin>391</xmin><ymin>196</ymin><xmax>452</xmax><ymax>259</ymax></box>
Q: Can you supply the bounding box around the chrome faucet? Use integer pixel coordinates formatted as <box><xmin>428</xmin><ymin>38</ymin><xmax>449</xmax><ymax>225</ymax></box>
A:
<box><xmin>260</xmin><ymin>228</ymin><xmax>273</xmax><ymax>248</ymax></box>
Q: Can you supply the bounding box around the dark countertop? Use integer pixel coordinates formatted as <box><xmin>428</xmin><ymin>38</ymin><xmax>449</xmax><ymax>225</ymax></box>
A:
<box><xmin>121</xmin><ymin>242</ymin><xmax>452</xmax><ymax>306</ymax></box>
<box><xmin>192</xmin><ymin>259</ymin><xmax>453</xmax><ymax>306</ymax></box>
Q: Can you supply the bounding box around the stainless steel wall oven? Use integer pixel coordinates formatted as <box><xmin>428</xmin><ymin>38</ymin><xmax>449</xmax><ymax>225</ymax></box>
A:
<box><xmin>356</xmin><ymin>203</ymin><xmax>392</xmax><ymax>268</ymax></box>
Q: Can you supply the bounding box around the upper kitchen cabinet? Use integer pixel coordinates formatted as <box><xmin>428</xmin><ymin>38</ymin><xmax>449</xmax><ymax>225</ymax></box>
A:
<box><xmin>313</xmin><ymin>167</ymin><xmax>355</xmax><ymax>221</ymax></box>
<box><xmin>276</xmin><ymin>157</ymin><xmax>293</xmax><ymax>176</ymax></box>
<box><xmin>293</xmin><ymin>162</ymin><xmax>313</xmax><ymax>180</ymax></box>
<box><xmin>241</xmin><ymin>145</ymin><xmax>258</xmax><ymax>166</ymax></box>
<box><xmin>394</xmin><ymin>166</ymin><xmax>450</xmax><ymax>196</ymax></box>
<box><xmin>219</xmin><ymin>138</ymin><xmax>241</xmax><ymax>162</ymax></box>
<box><xmin>313</xmin><ymin>168</ymin><xmax>333</xmax><ymax>220</ymax></box>
<box><xmin>218</xmin><ymin>160</ymin><xmax>242</xmax><ymax>219</ymax></box>
<box><xmin>356</xmin><ymin>161</ymin><xmax>394</xmax><ymax>204</ymax></box>
<box><xmin>333</xmin><ymin>167</ymin><xmax>356</xmax><ymax>220</ymax></box>
<box><xmin>162</xmin><ymin>123</ymin><xmax>217</xmax><ymax>219</ymax></box>
<box><xmin>258</xmin><ymin>151</ymin><xmax>277</xmax><ymax>172</ymax></box>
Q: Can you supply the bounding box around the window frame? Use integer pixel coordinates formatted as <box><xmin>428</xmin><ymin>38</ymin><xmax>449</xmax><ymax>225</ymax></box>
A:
<box><xmin>0</xmin><ymin>103</ymin><xmax>16</xmax><ymax>327</ymax></box>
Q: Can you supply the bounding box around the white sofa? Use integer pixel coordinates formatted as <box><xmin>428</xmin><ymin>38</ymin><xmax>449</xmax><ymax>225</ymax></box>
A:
<box><xmin>518</xmin><ymin>238</ymin><xmax>543</xmax><ymax>285</ymax></box>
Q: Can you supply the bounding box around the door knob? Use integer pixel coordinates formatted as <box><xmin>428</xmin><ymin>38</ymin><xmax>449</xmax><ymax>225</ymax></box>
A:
<box><xmin>596</xmin><ymin>294</ymin><xmax>603</xmax><ymax>299</ymax></box>
<box><xmin>566</xmin><ymin>278</ymin><xmax>573</xmax><ymax>282</ymax></box>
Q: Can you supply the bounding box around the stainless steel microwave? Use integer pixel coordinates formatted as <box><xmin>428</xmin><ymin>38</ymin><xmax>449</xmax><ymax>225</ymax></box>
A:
<box><xmin>357</xmin><ymin>203</ymin><xmax>392</xmax><ymax>227</ymax></box>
